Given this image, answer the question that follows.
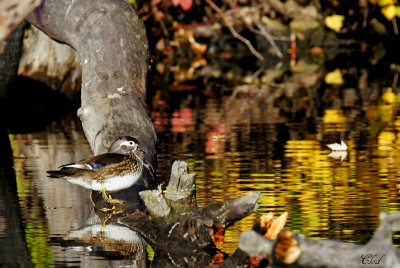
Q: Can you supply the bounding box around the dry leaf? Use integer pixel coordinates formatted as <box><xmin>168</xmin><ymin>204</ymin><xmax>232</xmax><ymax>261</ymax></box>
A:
<box><xmin>265</xmin><ymin>212</ymin><xmax>288</xmax><ymax>240</ymax></box>
<box><xmin>325</xmin><ymin>68</ymin><xmax>344</xmax><ymax>85</ymax></box>
<box><xmin>382</xmin><ymin>87</ymin><xmax>396</xmax><ymax>103</ymax></box>
<box><xmin>327</xmin><ymin>140</ymin><xmax>347</xmax><ymax>151</ymax></box>
<box><xmin>325</xmin><ymin>15</ymin><xmax>345</xmax><ymax>32</ymax></box>
<box><xmin>381</xmin><ymin>5</ymin><xmax>396</xmax><ymax>20</ymax></box>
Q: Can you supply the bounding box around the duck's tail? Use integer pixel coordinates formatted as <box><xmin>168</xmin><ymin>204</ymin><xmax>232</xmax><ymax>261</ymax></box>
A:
<box><xmin>47</xmin><ymin>167</ymin><xmax>95</xmax><ymax>179</ymax></box>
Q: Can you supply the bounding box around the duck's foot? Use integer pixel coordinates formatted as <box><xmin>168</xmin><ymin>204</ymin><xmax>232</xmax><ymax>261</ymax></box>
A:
<box><xmin>101</xmin><ymin>181</ymin><xmax>125</xmax><ymax>206</ymax></box>
<box><xmin>107</xmin><ymin>195</ymin><xmax>125</xmax><ymax>206</ymax></box>
<box><xmin>100</xmin><ymin>206</ymin><xmax>124</xmax><ymax>216</ymax></box>
<box><xmin>99</xmin><ymin>205</ymin><xmax>123</xmax><ymax>233</ymax></box>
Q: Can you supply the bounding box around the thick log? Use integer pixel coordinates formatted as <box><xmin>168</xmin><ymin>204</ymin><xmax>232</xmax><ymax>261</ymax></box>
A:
<box><xmin>239</xmin><ymin>212</ymin><xmax>400</xmax><ymax>268</ymax></box>
<box><xmin>119</xmin><ymin>206</ymin><xmax>220</xmax><ymax>253</ymax></box>
<box><xmin>26</xmin><ymin>0</ymin><xmax>156</xmax><ymax>187</ymax></box>
<box><xmin>138</xmin><ymin>188</ymin><xmax>171</xmax><ymax>220</ymax></box>
<box><xmin>139</xmin><ymin>160</ymin><xmax>260</xmax><ymax>225</ymax></box>
<box><xmin>165</xmin><ymin>160</ymin><xmax>196</xmax><ymax>204</ymax></box>
<box><xmin>18</xmin><ymin>26</ymin><xmax>82</xmax><ymax>99</ymax></box>
<box><xmin>239</xmin><ymin>230</ymin><xmax>274</xmax><ymax>259</ymax></box>
<box><xmin>0</xmin><ymin>0</ymin><xmax>42</xmax><ymax>41</ymax></box>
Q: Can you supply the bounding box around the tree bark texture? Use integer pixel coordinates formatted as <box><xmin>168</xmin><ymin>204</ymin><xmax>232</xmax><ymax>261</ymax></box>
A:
<box><xmin>18</xmin><ymin>26</ymin><xmax>82</xmax><ymax>100</ymax></box>
<box><xmin>120</xmin><ymin>160</ymin><xmax>260</xmax><ymax>255</ymax></box>
<box><xmin>0</xmin><ymin>0</ymin><xmax>42</xmax><ymax>41</ymax></box>
<box><xmin>26</xmin><ymin>0</ymin><xmax>156</xmax><ymax>187</ymax></box>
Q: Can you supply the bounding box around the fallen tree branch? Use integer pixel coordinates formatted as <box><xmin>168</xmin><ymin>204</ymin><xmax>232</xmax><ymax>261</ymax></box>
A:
<box><xmin>0</xmin><ymin>0</ymin><xmax>42</xmax><ymax>41</ymax></box>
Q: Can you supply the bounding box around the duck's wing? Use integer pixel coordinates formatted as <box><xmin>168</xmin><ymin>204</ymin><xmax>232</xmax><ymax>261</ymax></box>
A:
<box><xmin>58</xmin><ymin>153</ymin><xmax>125</xmax><ymax>170</ymax></box>
<box><xmin>47</xmin><ymin>167</ymin><xmax>97</xmax><ymax>179</ymax></box>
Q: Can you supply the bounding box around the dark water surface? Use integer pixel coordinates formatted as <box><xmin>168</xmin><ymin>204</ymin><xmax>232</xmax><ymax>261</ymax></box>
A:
<box><xmin>2</xmin><ymin>67</ymin><xmax>400</xmax><ymax>266</ymax></box>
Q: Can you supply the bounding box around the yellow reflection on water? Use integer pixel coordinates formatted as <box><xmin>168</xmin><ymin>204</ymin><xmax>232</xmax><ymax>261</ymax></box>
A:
<box><xmin>176</xmin><ymin>101</ymin><xmax>400</xmax><ymax>255</ymax></box>
<box><xmin>9</xmin><ymin>99</ymin><xmax>400</xmax><ymax>261</ymax></box>
<box><xmin>323</xmin><ymin>109</ymin><xmax>347</xmax><ymax>132</ymax></box>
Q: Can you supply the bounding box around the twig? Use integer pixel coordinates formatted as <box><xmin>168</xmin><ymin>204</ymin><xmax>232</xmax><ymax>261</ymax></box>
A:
<box><xmin>256</xmin><ymin>62</ymin><xmax>283</xmax><ymax>98</ymax></box>
<box><xmin>392</xmin><ymin>18</ymin><xmax>399</xmax><ymax>35</ymax></box>
<box><xmin>392</xmin><ymin>72</ymin><xmax>398</xmax><ymax>93</ymax></box>
<box><xmin>253</xmin><ymin>21</ymin><xmax>284</xmax><ymax>59</ymax></box>
<box><xmin>205</xmin><ymin>0</ymin><xmax>264</xmax><ymax>62</ymax></box>
<box><xmin>251</xmin><ymin>66</ymin><xmax>264</xmax><ymax>81</ymax></box>
<box><xmin>362</xmin><ymin>7</ymin><xmax>368</xmax><ymax>28</ymax></box>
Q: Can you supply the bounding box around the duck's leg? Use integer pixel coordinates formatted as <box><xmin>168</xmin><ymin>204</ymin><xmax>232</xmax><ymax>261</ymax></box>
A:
<box><xmin>101</xmin><ymin>181</ymin><xmax>112</xmax><ymax>203</ymax></box>
<box><xmin>144</xmin><ymin>161</ymin><xmax>155</xmax><ymax>180</ymax></box>
<box><xmin>100</xmin><ymin>181</ymin><xmax>125</xmax><ymax>206</ymax></box>
<box><xmin>101</xmin><ymin>213</ymin><xmax>112</xmax><ymax>233</ymax></box>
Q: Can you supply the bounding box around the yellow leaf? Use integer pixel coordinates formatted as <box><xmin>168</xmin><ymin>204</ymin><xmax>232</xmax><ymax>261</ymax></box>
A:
<box><xmin>381</xmin><ymin>5</ymin><xmax>396</xmax><ymax>20</ymax></box>
<box><xmin>379</xmin><ymin>0</ymin><xmax>396</xmax><ymax>7</ymax></box>
<box><xmin>324</xmin><ymin>69</ymin><xmax>344</xmax><ymax>85</ymax></box>
<box><xmin>382</xmin><ymin>87</ymin><xmax>396</xmax><ymax>103</ymax></box>
<box><xmin>325</xmin><ymin>15</ymin><xmax>345</xmax><ymax>32</ymax></box>
<box><xmin>396</xmin><ymin>6</ymin><xmax>400</xmax><ymax>16</ymax></box>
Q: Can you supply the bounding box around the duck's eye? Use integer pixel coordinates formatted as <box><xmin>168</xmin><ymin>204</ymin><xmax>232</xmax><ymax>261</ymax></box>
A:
<box><xmin>129</xmin><ymin>141</ymin><xmax>134</xmax><ymax>145</ymax></box>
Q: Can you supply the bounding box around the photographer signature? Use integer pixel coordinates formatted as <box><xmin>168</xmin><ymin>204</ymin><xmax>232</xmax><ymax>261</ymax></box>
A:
<box><xmin>361</xmin><ymin>254</ymin><xmax>385</xmax><ymax>265</ymax></box>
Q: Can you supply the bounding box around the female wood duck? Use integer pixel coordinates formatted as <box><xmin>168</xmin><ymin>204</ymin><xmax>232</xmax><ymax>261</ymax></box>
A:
<box><xmin>47</xmin><ymin>137</ymin><xmax>144</xmax><ymax>206</ymax></box>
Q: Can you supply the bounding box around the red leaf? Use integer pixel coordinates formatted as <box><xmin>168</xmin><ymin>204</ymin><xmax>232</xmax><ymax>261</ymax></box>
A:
<box><xmin>180</xmin><ymin>0</ymin><xmax>193</xmax><ymax>11</ymax></box>
<box><xmin>171</xmin><ymin>0</ymin><xmax>180</xmax><ymax>7</ymax></box>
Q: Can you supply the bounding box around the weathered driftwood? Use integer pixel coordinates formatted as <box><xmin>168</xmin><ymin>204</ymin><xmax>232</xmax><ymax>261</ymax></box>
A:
<box><xmin>0</xmin><ymin>0</ymin><xmax>41</xmax><ymax>41</ymax></box>
<box><xmin>26</xmin><ymin>0</ymin><xmax>156</xmax><ymax>187</ymax></box>
<box><xmin>239</xmin><ymin>212</ymin><xmax>400</xmax><ymax>268</ymax></box>
<box><xmin>18</xmin><ymin>26</ymin><xmax>82</xmax><ymax>99</ymax></box>
<box><xmin>118</xmin><ymin>160</ymin><xmax>260</xmax><ymax>255</ymax></box>
<box><xmin>139</xmin><ymin>160</ymin><xmax>260</xmax><ymax>226</ymax></box>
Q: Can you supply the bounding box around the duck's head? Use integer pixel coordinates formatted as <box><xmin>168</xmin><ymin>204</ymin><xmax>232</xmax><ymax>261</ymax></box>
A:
<box><xmin>108</xmin><ymin>136</ymin><xmax>144</xmax><ymax>156</ymax></box>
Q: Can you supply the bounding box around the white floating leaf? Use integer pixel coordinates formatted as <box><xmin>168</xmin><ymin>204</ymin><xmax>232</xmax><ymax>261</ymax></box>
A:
<box><xmin>327</xmin><ymin>140</ymin><xmax>347</xmax><ymax>151</ymax></box>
